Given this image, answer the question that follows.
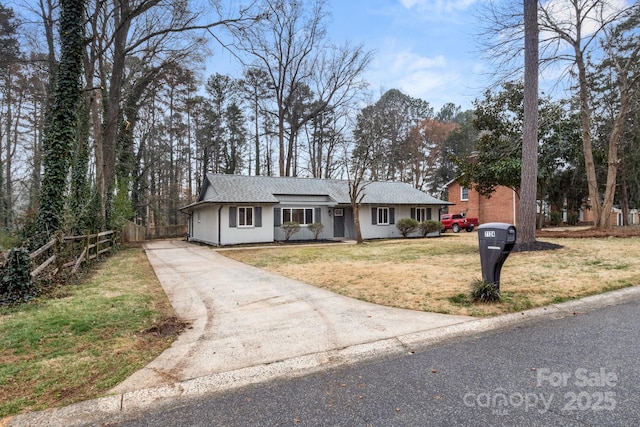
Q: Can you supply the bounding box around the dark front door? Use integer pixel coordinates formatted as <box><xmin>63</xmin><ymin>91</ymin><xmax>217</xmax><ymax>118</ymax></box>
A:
<box><xmin>333</xmin><ymin>208</ymin><xmax>345</xmax><ymax>238</ymax></box>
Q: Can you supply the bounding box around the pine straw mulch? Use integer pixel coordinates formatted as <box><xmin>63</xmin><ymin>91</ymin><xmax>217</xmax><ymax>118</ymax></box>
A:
<box><xmin>511</xmin><ymin>226</ymin><xmax>640</xmax><ymax>252</ymax></box>
<box><xmin>536</xmin><ymin>226</ymin><xmax>640</xmax><ymax>239</ymax></box>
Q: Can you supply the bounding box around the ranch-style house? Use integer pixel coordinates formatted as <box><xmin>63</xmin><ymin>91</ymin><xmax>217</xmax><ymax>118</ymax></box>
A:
<box><xmin>181</xmin><ymin>174</ymin><xmax>451</xmax><ymax>246</ymax></box>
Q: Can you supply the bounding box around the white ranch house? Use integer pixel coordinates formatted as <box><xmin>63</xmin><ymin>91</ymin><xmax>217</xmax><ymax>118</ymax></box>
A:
<box><xmin>181</xmin><ymin>174</ymin><xmax>451</xmax><ymax>246</ymax></box>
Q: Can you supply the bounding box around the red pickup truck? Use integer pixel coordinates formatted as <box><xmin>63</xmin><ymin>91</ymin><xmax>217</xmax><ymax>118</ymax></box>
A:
<box><xmin>440</xmin><ymin>214</ymin><xmax>479</xmax><ymax>233</ymax></box>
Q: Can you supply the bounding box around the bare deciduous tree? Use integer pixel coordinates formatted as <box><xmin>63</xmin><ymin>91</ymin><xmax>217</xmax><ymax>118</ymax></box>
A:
<box><xmin>479</xmin><ymin>0</ymin><xmax>640</xmax><ymax>229</ymax></box>
<box><xmin>230</xmin><ymin>0</ymin><xmax>371</xmax><ymax>177</ymax></box>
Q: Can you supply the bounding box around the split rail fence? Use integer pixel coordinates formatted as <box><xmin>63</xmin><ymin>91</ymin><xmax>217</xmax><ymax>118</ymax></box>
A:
<box><xmin>29</xmin><ymin>230</ymin><xmax>116</xmax><ymax>278</ymax></box>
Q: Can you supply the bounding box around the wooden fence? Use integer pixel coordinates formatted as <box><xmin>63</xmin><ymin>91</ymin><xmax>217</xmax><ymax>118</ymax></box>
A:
<box><xmin>29</xmin><ymin>230</ymin><xmax>116</xmax><ymax>278</ymax></box>
<box><xmin>121</xmin><ymin>221</ymin><xmax>188</xmax><ymax>243</ymax></box>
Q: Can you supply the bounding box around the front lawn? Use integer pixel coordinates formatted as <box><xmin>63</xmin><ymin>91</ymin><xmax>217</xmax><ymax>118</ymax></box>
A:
<box><xmin>220</xmin><ymin>232</ymin><xmax>640</xmax><ymax>317</ymax></box>
<box><xmin>0</xmin><ymin>246</ymin><xmax>182</xmax><ymax>418</ymax></box>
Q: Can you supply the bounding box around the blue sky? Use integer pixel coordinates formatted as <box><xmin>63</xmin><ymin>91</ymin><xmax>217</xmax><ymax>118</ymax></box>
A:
<box><xmin>325</xmin><ymin>0</ymin><xmax>487</xmax><ymax>112</ymax></box>
<box><xmin>205</xmin><ymin>0</ymin><xmax>489</xmax><ymax>113</ymax></box>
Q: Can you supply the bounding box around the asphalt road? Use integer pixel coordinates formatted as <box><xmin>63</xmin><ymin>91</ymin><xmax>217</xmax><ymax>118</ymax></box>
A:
<box><xmin>110</xmin><ymin>298</ymin><xmax>640</xmax><ymax>427</ymax></box>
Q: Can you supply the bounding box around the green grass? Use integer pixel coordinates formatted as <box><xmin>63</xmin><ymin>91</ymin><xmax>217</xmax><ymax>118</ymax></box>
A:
<box><xmin>0</xmin><ymin>246</ymin><xmax>180</xmax><ymax>418</ymax></box>
<box><xmin>448</xmin><ymin>293</ymin><xmax>471</xmax><ymax>306</ymax></box>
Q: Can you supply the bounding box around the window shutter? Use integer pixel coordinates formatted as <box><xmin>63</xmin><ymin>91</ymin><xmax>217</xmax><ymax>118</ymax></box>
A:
<box><xmin>371</xmin><ymin>207</ymin><xmax>377</xmax><ymax>225</ymax></box>
<box><xmin>410</xmin><ymin>207</ymin><xmax>416</xmax><ymax>220</ymax></box>
<box><xmin>427</xmin><ymin>208</ymin><xmax>432</xmax><ymax>220</ymax></box>
<box><xmin>255</xmin><ymin>207</ymin><xmax>262</xmax><ymax>227</ymax></box>
<box><xmin>229</xmin><ymin>206</ymin><xmax>237</xmax><ymax>228</ymax></box>
<box><xmin>389</xmin><ymin>208</ymin><xmax>395</xmax><ymax>224</ymax></box>
<box><xmin>315</xmin><ymin>208</ymin><xmax>321</xmax><ymax>223</ymax></box>
<box><xmin>274</xmin><ymin>207</ymin><xmax>281</xmax><ymax>226</ymax></box>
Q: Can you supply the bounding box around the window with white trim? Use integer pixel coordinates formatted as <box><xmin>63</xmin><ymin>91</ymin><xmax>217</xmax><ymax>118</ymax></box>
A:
<box><xmin>461</xmin><ymin>187</ymin><xmax>469</xmax><ymax>201</ymax></box>
<box><xmin>377</xmin><ymin>207</ymin><xmax>389</xmax><ymax>225</ymax></box>
<box><xmin>238</xmin><ymin>207</ymin><xmax>254</xmax><ymax>227</ymax></box>
<box><xmin>282</xmin><ymin>208</ymin><xmax>313</xmax><ymax>225</ymax></box>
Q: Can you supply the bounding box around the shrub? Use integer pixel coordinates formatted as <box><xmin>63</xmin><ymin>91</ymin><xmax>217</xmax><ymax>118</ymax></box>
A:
<box><xmin>282</xmin><ymin>221</ymin><xmax>301</xmax><ymax>241</ymax></box>
<box><xmin>420</xmin><ymin>220</ymin><xmax>444</xmax><ymax>237</ymax></box>
<box><xmin>470</xmin><ymin>279</ymin><xmax>501</xmax><ymax>303</ymax></box>
<box><xmin>1</xmin><ymin>247</ymin><xmax>36</xmax><ymax>306</ymax></box>
<box><xmin>307</xmin><ymin>222</ymin><xmax>324</xmax><ymax>240</ymax></box>
<box><xmin>396</xmin><ymin>218</ymin><xmax>420</xmax><ymax>237</ymax></box>
<box><xmin>567</xmin><ymin>212</ymin><xmax>579</xmax><ymax>226</ymax></box>
<box><xmin>549</xmin><ymin>211</ymin><xmax>563</xmax><ymax>226</ymax></box>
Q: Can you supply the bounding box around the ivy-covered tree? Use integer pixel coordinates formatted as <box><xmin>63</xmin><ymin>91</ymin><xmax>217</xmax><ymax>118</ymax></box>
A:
<box><xmin>35</xmin><ymin>0</ymin><xmax>85</xmax><ymax>246</ymax></box>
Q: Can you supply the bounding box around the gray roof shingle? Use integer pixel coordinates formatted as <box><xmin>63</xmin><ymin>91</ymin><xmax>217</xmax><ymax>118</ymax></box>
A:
<box><xmin>183</xmin><ymin>174</ymin><xmax>450</xmax><ymax>210</ymax></box>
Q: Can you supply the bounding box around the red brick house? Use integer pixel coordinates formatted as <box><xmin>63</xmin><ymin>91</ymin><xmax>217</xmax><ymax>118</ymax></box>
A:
<box><xmin>446</xmin><ymin>180</ymin><xmax>519</xmax><ymax>225</ymax></box>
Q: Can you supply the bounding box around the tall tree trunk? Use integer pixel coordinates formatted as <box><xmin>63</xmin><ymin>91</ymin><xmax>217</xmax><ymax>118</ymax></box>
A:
<box><xmin>254</xmin><ymin>98</ymin><xmax>260</xmax><ymax>176</ymax></box>
<box><xmin>278</xmin><ymin>112</ymin><xmax>286</xmax><ymax>176</ymax></box>
<box><xmin>36</xmin><ymin>0</ymin><xmax>85</xmax><ymax>244</ymax></box>
<box><xmin>576</xmin><ymin>49</ymin><xmax>602</xmax><ymax>227</ymax></box>
<box><xmin>1</xmin><ymin>73</ymin><xmax>10</xmax><ymax>229</ymax></box>
<box><xmin>518</xmin><ymin>0</ymin><xmax>539</xmax><ymax>245</ymax></box>
<box><xmin>70</xmin><ymin>93</ymin><xmax>91</xmax><ymax>233</ymax></box>
<box><xmin>620</xmin><ymin>165</ymin><xmax>629</xmax><ymax>226</ymax></box>
<box><xmin>100</xmin><ymin>0</ymin><xmax>132</xmax><ymax>230</ymax></box>
<box><xmin>29</xmin><ymin>102</ymin><xmax>43</xmax><ymax>212</ymax></box>
<box><xmin>598</xmin><ymin>77</ymin><xmax>630</xmax><ymax>228</ymax></box>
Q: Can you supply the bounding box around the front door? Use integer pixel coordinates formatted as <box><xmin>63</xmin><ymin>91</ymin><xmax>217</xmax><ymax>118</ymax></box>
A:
<box><xmin>333</xmin><ymin>208</ymin><xmax>345</xmax><ymax>238</ymax></box>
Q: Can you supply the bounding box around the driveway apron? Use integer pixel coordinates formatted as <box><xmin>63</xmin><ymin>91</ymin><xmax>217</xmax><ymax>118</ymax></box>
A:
<box><xmin>112</xmin><ymin>240</ymin><xmax>472</xmax><ymax>393</ymax></box>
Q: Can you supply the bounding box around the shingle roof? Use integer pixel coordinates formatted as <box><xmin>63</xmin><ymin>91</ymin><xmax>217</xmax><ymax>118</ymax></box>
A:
<box><xmin>182</xmin><ymin>174</ymin><xmax>450</xmax><ymax>210</ymax></box>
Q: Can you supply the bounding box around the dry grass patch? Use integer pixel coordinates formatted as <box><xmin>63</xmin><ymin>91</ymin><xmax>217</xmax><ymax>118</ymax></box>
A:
<box><xmin>221</xmin><ymin>233</ymin><xmax>640</xmax><ymax>317</ymax></box>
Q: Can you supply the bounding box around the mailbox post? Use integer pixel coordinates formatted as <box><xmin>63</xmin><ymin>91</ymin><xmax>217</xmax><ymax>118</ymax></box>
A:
<box><xmin>477</xmin><ymin>223</ymin><xmax>517</xmax><ymax>290</ymax></box>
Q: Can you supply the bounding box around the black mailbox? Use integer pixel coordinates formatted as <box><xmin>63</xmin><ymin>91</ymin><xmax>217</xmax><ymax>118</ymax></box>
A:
<box><xmin>477</xmin><ymin>223</ymin><xmax>517</xmax><ymax>290</ymax></box>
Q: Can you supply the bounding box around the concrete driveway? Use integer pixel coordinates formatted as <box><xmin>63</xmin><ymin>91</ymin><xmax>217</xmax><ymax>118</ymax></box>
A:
<box><xmin>112</xmin><ymin>240</ymin><xmax>473</xmax><ymax>393</ymax></box>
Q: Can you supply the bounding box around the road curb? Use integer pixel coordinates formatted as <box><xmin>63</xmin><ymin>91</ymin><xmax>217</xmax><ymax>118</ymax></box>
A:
<box><xmin>4</xmin><ymin>285</ymin><xmax>640</xmax><ymax>427</ymax></box>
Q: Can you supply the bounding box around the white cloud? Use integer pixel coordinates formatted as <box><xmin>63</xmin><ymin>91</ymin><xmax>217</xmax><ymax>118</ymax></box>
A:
<box><xmin>398</xmin><ymin>0</ymin><xmax>480</xmax><ymax>14</ymax></box>
<box><xmin>390</xmin><ymin>51</ymin><xmax>447</xmax><ymax>73</ymax></box>
<box><xmin>366</xmin><ymin>47</ymin><xmax>479</xmax><ymax>109</ymax></box>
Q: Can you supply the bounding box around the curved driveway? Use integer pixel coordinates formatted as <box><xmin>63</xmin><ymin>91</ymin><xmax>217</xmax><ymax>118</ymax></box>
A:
<box><xmin>112</xmin><ymin>240</ymin><xmax>472</xmax><ymax>393</ymax></box>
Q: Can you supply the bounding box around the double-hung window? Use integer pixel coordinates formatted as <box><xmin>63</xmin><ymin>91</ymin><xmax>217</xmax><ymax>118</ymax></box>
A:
<box><xmin>377</xmin><ymin>207</ymin><xmax>389</xmax><ymax>225</ymax></box>
<box><xmin>238</xmin><ymin>207</ymin><xmax>254</xmax><ymax>227</ymax></box>
<box><xmin>461</xmin><ymin>187</ymin><xmax>469</xmax><ymax>201</ymax></box>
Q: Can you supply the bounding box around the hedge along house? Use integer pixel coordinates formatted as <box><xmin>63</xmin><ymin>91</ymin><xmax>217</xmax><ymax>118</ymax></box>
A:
<box><xmin>181</xmin><ymin>174</ymin><xmax>451</xmax><ymax>246</ymax></box>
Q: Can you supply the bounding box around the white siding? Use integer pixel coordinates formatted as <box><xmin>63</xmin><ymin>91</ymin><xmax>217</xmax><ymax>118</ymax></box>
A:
<box><xmin>190</xmin><ymin>205</ymin><xmax>218</xmax><ymax>245</ymax></box>
<box><xmin>359</xmin><ymin>205</ymin><xmax>436</xmax><ymax>239</ymax></box>
<box><xmin>220</xmin><ymin>204</ymin><xmax>274</xmax><ymax>245</ymax></box>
